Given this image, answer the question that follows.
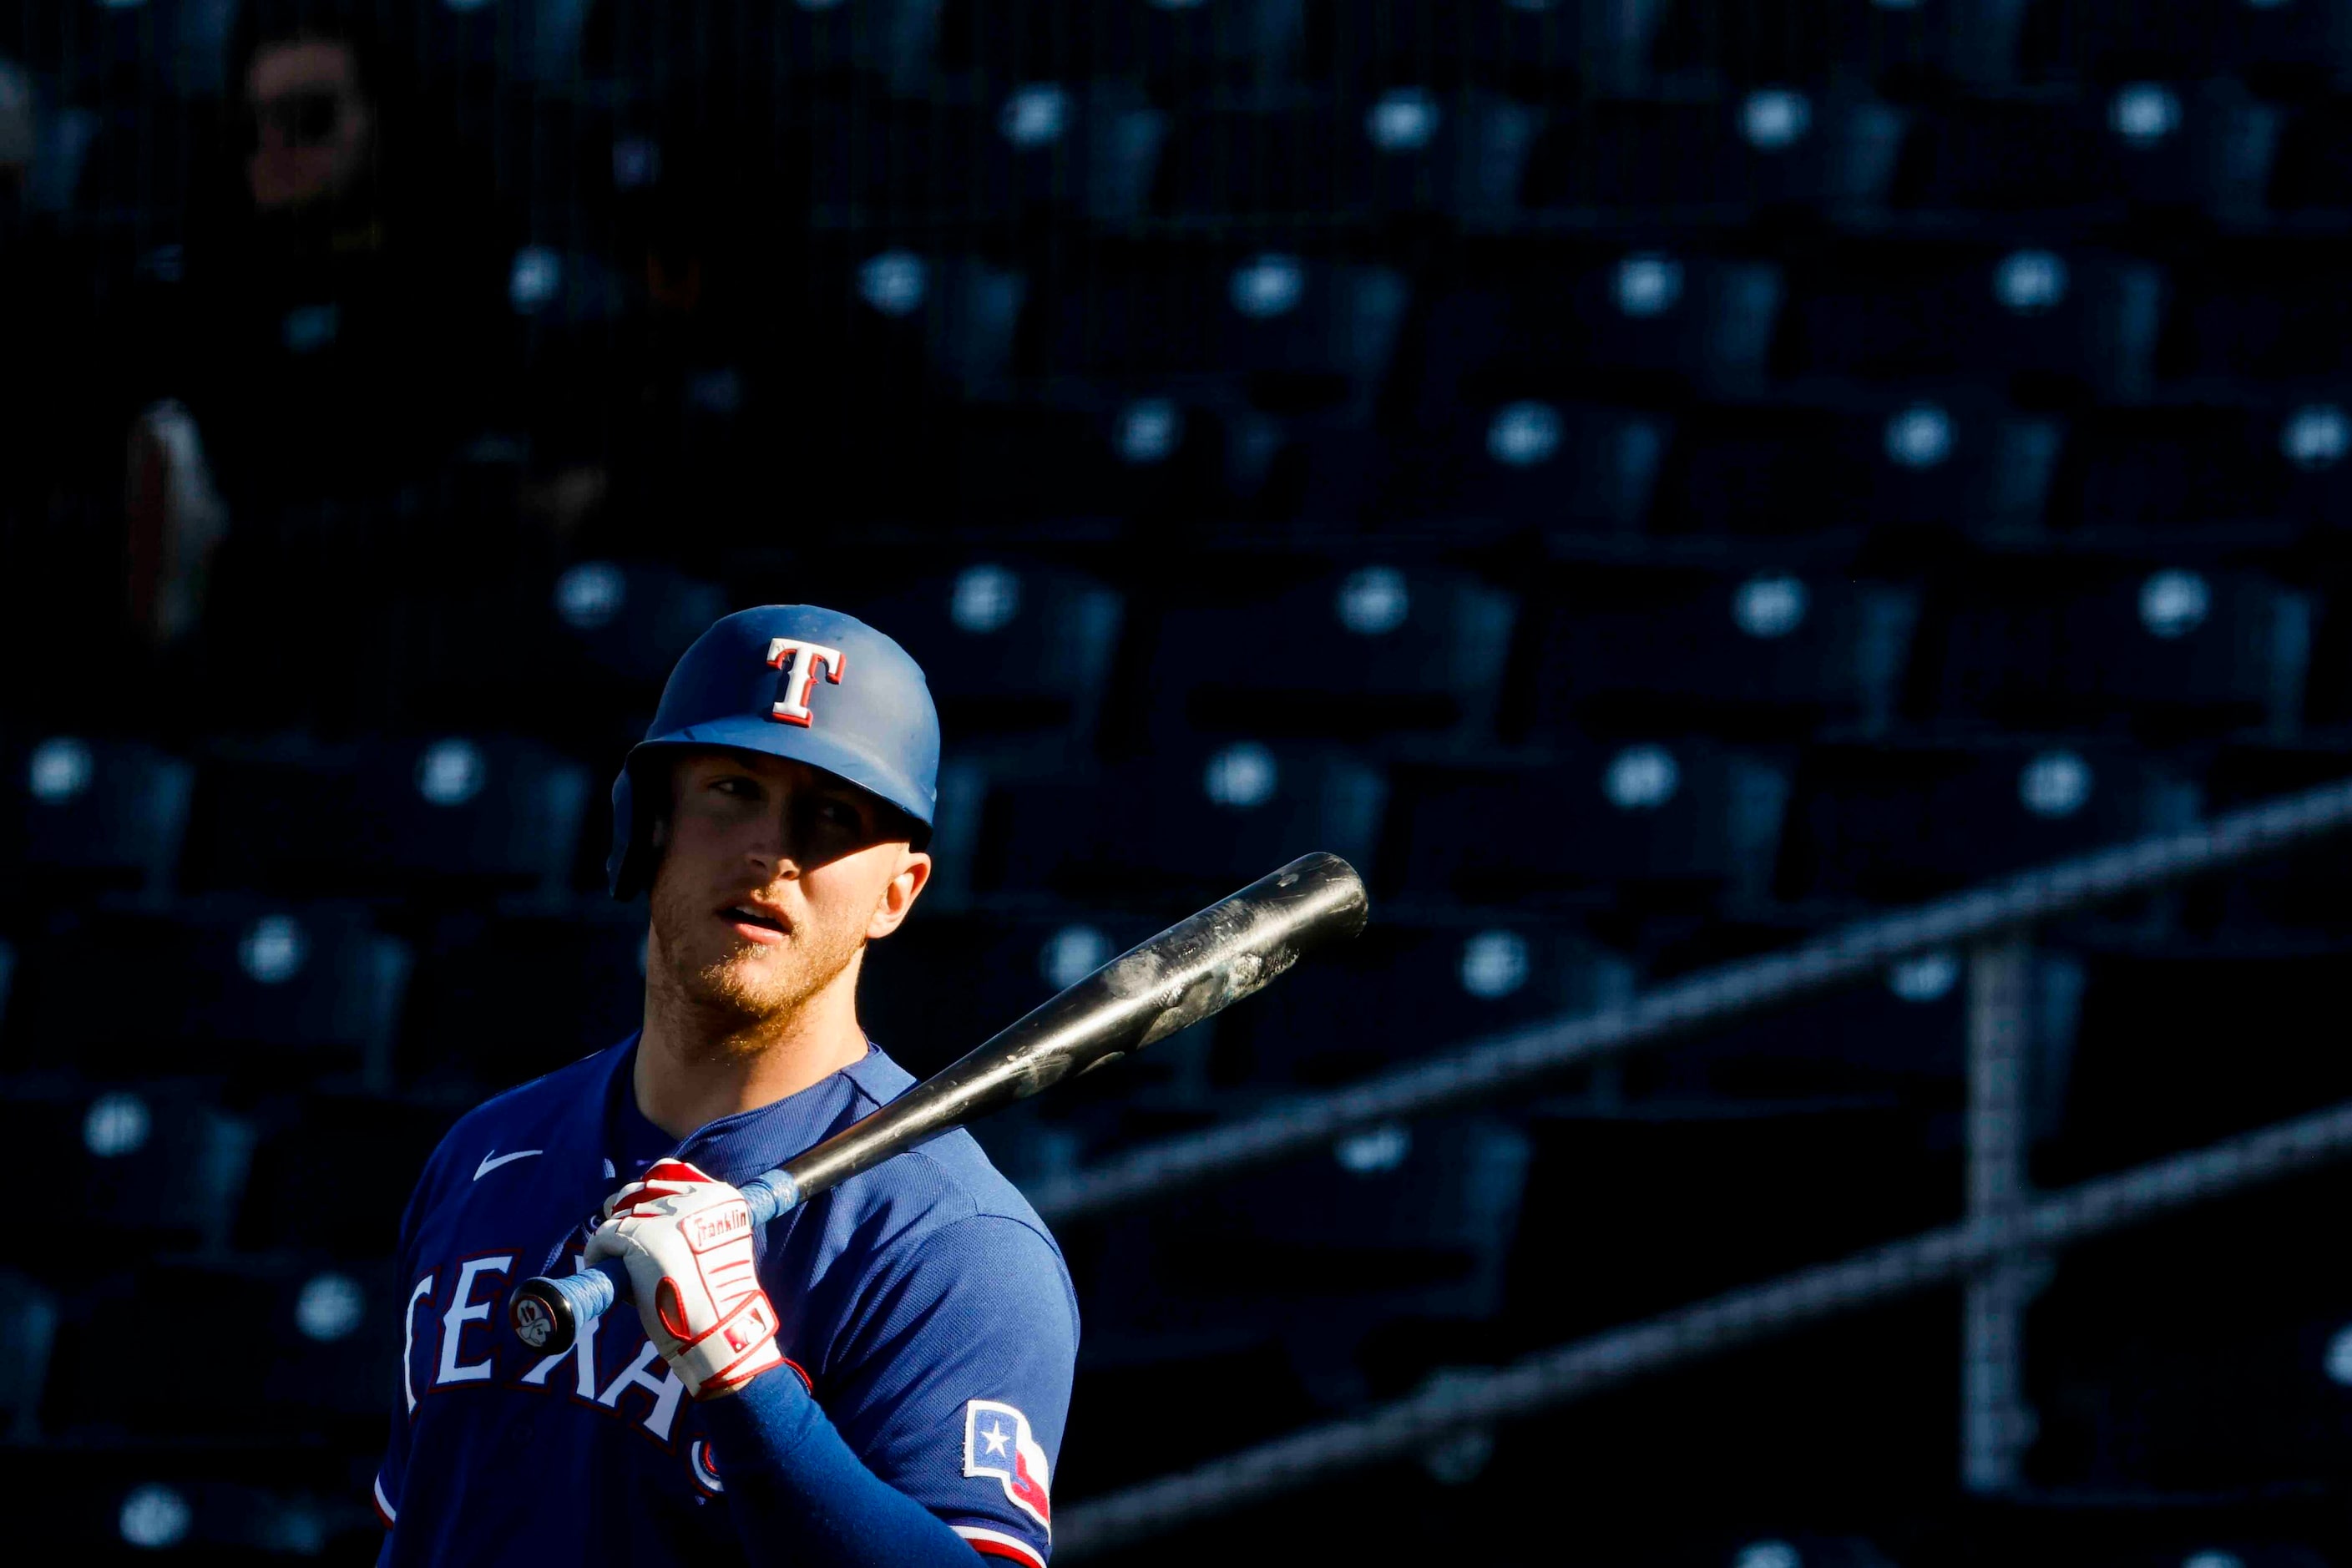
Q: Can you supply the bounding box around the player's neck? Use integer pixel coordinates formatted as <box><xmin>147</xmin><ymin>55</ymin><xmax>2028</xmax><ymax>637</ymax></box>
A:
<box><xmin>634</xmin><ymin>960</ymin><xmax>870</xmax><ymax>1140</ymax></box>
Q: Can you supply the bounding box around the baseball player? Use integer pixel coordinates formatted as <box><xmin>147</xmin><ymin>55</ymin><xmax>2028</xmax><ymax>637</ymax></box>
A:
<box><xmin>372</xmin><ymin>605</ymin><xmax>1077</xmax><ymax>1567</ymax></box>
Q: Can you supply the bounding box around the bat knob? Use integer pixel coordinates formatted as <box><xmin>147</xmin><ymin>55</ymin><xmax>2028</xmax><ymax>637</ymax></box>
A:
<box><xmin>509</xmin><ymin>1264</ymin><xmax>620</xmax><ymax>1354</ymax></box>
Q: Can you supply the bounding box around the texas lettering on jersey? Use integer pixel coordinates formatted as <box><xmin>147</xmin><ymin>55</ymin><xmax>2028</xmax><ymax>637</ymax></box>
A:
<box><xmin>404</xmin><ymin>1250</ymin><xmax>690</xmax><ymax>1444</ymax></box>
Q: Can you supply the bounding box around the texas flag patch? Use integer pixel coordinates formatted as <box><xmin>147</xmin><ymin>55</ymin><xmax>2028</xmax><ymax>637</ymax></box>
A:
<box><xmin>963</xmin><ymin>1399</ymin><xmax>1051</xmax><ymax>1531</ymax></box>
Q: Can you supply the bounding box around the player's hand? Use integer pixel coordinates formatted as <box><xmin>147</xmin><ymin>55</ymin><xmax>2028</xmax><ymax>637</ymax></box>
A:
<box><xmin>583</xmin><ymin>1159</ymin><xmax>784</xmax><ymax>1399</ymax></box>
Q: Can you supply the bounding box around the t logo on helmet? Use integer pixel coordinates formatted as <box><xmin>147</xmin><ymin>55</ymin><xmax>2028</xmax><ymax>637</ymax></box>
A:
<box><xmin>765</xmin><ymin>638</ymin><xmax>847</xmax><ymax>727</ymax></box>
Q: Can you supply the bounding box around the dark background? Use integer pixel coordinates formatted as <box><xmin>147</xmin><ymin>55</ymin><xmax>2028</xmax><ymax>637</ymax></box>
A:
<box><xmin>7</xmin><ymin>0</ymin><xmax>2352</xmax><ymax>1562</ymax></box>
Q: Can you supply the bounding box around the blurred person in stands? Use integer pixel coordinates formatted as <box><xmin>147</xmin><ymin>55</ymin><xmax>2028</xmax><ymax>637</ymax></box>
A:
<box><xmin>127</xmin><ymin>1</ymin><xmax>513</xmax><ymax>711</ymax></box>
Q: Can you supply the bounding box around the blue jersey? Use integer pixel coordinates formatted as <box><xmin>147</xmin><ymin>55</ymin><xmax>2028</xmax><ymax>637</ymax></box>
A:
<box><xmin>374</xmin><ymin>1037</ymin><xmax>1078</xmax><ymax>1568</ymax></box>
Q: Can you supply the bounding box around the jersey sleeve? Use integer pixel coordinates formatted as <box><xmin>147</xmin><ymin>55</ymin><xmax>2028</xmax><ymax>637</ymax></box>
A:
<box><xmin>819</xmin><ymin>1215</ymin><xmax>1080</xmax><ymax>1568</ymax></box>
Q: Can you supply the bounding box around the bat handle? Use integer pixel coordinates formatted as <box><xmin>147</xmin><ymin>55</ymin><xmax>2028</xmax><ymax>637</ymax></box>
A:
<box><xmin>507</xmin><ymin>1170</ymin><xmax>800</xmax><ymax>1353</ymax></box>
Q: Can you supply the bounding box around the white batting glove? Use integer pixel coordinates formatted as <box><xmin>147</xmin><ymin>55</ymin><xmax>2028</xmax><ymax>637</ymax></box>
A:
<box><xmin>583</xmin><ymin>1158</ymin><xmax>785</xmax><ymax>1399</ymax></box>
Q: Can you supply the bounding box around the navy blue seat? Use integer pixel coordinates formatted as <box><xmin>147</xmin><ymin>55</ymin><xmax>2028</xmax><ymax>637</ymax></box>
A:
<box><xmin>4</xmin><ymin>901</ymin><xmax>409</xmax><ymax>1081</ymax></box>
<box><xmin>1301</xmin><ymin>0</ymin><xmax>1646</xmax><ymax>94</ymax></box>
<box><xmin>1520</xmin><ymin>89</ymin><xmax>1907</xmax><ymax>215</ymax></box>
<box><xmin>544</xmin><ymin>559</ymin><xmax>728</xmax><ymax>694</ymax></box>
<box><xmin>2165</xmin><ymin>245</ymin><xmax>2352</xmax><ymax>386</ymax></box>
<box><xmin>0</xmin><ymin>1083</ymin><xmax>250</xmax><ymax>1266</ymax></box>
<box><xmin>0</xmin><ymin>0</ymin><xmax>238</xmax><ymax>100</ymax></box>
<box><xmin>802</xmin><ymin>85</ymin><xmax>1165</xmax><ymax>229</ymax></box>
<box><xmin>979</xmin><ymin>744</ymin><xmax>1387</xmax><ymax>902</ymax></box>
<box><xmin>1151</xmin><ymin>90</ymin><xmax>1536</xmax><ymax>224</ymax></box>
<box><xmin>1779</xmin><ymin>741</ymin><xmax>2195</xmax><ymax>903</ymax></box>
<box><xmin>1407</xmin><ymin>246</ymin><xmax>1783</xmax><ymax>418</ymax></box>
<box><xmin>183</xmin><ymin>735</ymin><xmax>590</xmax><ymax>901</ymax></box>
<box><xmin>49</xmin><ymin>1257</ymin><xmax>401</xmax><ymax>1440</ymax></box>
<box><xmin>940</xmin><ymin>398</ymin><xmax>1237</xmax><ymax>529</ymax></box>
<box><xmin>235</xmin><ymin>1095</ymin><xmax>462</xmax><ymax>1260</ymax></box>
<box><xmin>1041</xmin><ymin>247</ymin><xmax>1409</xmax><ymax>419</ymax></box>
<box><xmin>1775</xmin><ymin>242</ymin><xmax>2164</xmax><ymax>402</ymax></box>
<box><xmin>1215</xmin><ymin>917</ymin><xmax>1635</xmax><ymax>1087</ymax></box>
<box><xmin>1143</xmin><ymin>564</ymin><xmax>1516</xmax><ymax>743</ymax></box>
<box><xmin>1526</xmin><ymin>565</ymin><xmax>1920</xmax><ymax>740</ymax></box>
<box><xmin>402</xmin><ymin>911</ymin><xmax>647</xmax><ymax>1094</ymax></box>
<box><xmin>1898</xmin><ymin>88</ymin><xmax>2278</xmax><ymax>221</ymax></box>
<box><xmin>1649</xmin><ymin>393</ymin><xmax>2061</xmax><ymax>539</ymax></box>
<box><xmin>1384</xmin><ymin>744</ymin><xmax>1791</xmax><ymax>908</ymax></box>
<box><xmin>1375</xmin><ymin>399</ymin><xmax>1672</xmax><ymax>538</ymax></box>
<box><xmin>931</xmin><ymin>0</ymin><xmax>1303</xmax><ymax>99</ymax></box>
<box><xmin>1648</xmin><ymin>948</ymin><xmax>1974</xmax><ymax>1106</ymax></box>
<box><xmin>2046</xmin><ymin>405</ymin><xmax>2352</xmax><ymax>533</ymax></box>
<box><xmin>0</xmin><ymin>1450</ymin><xmax>376</xmax><ymax>1556</ymax></box>
<box><xmin>846</xmin><ymin>563</ymin><xmax>1125</xmax><ymax>745</ymax></box>
<box><xmin>1082</xmin><ymin>1114</ymin><xmax>1530</xmax><ymax>1401</ymax></box>
<box><xmin>0</xmin><ymin>1271</ymin><xmax>51</xmax><ymax>1441</ymax></box>
<box><xmin>1930</xmin><ymin>564</ymin><xmax>2310</xmax><ymax>734</ymax></box>
<box><xmin>584</xmin><ymin>0</ymin><xmax>902</xmax><ymax>100</ymax></box>
<box><xmin>4</xmin><ymin>734</ymin><xmax>191</xmax><ymax>901</ymax></box>
<box><xmin>2019</xmin><ymin>0</ymin><xmax>2352</xmax><ymax>88</ymax></box>
<box><xmin>1650</xmin><ymin>0</ymin><xmax>2026</xmax><ymax>90</ymax></box>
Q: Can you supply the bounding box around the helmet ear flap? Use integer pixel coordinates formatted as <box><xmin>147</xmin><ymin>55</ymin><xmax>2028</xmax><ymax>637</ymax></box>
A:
<box><xmin>606</xmin><ymin>763</ymin><xmax>657</xmax><ymax>902</ymax></box>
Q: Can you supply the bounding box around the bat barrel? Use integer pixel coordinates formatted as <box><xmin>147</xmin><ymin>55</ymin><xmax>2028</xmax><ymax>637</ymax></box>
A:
<box><xmin>778</xmin><ymin>852</ymin><xmax>1368</xmax><ymax>1202</ymax></box>
<box><xmin>506</xmin><ymin>854</ymin><xmax>1365</xmax><ymax>1351</ymax></box>
<box><xmin>508</xmin><ymin>1172</ymin><xmax>797</xmax><ymax>1353</ymax></box>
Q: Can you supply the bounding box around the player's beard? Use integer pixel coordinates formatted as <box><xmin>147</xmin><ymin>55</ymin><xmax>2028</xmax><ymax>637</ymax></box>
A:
<box><xmin>645</xmin><ymin>878</ymin><xmax>866</xmax><ymax>1056</ymax></box>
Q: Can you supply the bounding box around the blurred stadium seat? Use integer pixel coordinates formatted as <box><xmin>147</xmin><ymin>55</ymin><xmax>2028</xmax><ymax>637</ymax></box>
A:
<box><xmin>931</xmin><ymin>0</ymin><xmax>1306</xmax><ymax>99</ymax></box>
<box><xmin>1649</xmin><ymin>0</ymin><xmax>2028</xmax><ymax>90</ymax></box>
<box><xmin>0</xmin><ymin>1270</ymin><xmax>54</xmax><ymax>1441</ymax></box>
<box><xmin>1408</xmin><ymin>244</ymin><xmax>1783</xmax><ymax>415</ymax></box>
<box><xmin>1520</xmin><ymin>89</ymin><xmax>1907</xmax><ymax>215</ymax></box>
<box><xmin>1302</xmin><ymin>0</ymin><xmax>1659</xmax><ymax>95</ymax></box>
<box><xmin>1150</xmin><ymin>89</ymin><xmax>1536</xmax><ymax>224</ymax></box>
<box><xmin>1929</xmin><ymin>564</ymin><xmax>2311</xmax><ymax>735</ymax></box>
<box><xmin>2017</xmin><ymin>0</ymin><xmax>2352</xmax><ymax>88</ymax></box>
<box><xmin>1648</xmin><ymin>392</ymin><xmax>2061</xmax><ymax>539</ymax></box>
<box><xmin>1042</xmin><ymin>246</ymin><xmax>1409</xmax><ymax>419</ymax></box>
<box><xmin>3</xmin><ymin>734</ymin><xmax>193</xmax><ymax>903</ymax></box>
<box><xmin>847</xmin><ymin>561</ymin><xmax>1125</xmax><ymax>746</ymax></box>
<box><xmin>182</xmin><ymin>736</ymin><xmax>589</xmax><ymax>902</ymax></box>
<box><xmin>401</xmin><ymin>909</ymin><xmax>648</xmax><ymax>1092</ymax></box>
<box><xmin>1897</xmin><ymin>85</ymin><xmax>2279</xmax><ymax>220</ymax></box>
<box><xmin>0</xmin><ymin>1082</ymin><xmax>251</xmax><ymax>1263</ymax></box>
<box><xmin>1081</xmin><ymin>1114</ymin><xmax>1530</xmax><ymax>1398</ymax></box>
<box><xmin>1142</xmin><ymin>562</ymin><xmax>1516</xmax><ymax>744</ymax></box>
<box><xmin>1773</xmin><ymin>241</ymin><xmax>2164</xmax><ymax>402</ymax></box>
<box><xmin>1383</xmin><ymin>742</ymin><xmax>1791</xmax><ymax>908</ymax></box>
<box><xmin>1778</xmin><ymin>739</ymin><xmax>2198</xmax><ymax>903</ymax></box>
<box><xmin>48</xmin><ymin>1257</ymin><xmax>400</xmax><ymax>1439</ymax></box>
<box><xmin>979</xmin><ymin>743</ymin><xmax>1387</xmax><ymax>902</ymax></box>
<box><xmin>2045</xmin><ymin>405</ymin><xmax>2352</xmax><ymax>535</ymax></box>
<box><xmin>3</xmin><ymin>901</ymin><xmax>408</xmax><ymax>1083</ymax></box>
<box><xmin>1372</xmin><ymin>399</ymin><xmax>1672</xmax><ymax>538</ymax></box>
<box><xmin>235</xmin><ymin>1095</ymin><xmax>459</xmax><ymax>1259</ymax></box>
<box><xmin>1525</xmin><ymin>563</ymin><xmax>1920</xmax><ymax>740</ymax></box>
<box><xmin>1214</xmin><ymin>915</ymin><xmax>1636</xmax><ymax>1085</ymax></box>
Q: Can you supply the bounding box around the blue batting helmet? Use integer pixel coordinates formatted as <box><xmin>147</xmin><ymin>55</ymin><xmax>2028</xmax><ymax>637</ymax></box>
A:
<box><xmin>606</xmin><ymin>604</ymin><xmax>940</xmax><ymax>899</ymax></box>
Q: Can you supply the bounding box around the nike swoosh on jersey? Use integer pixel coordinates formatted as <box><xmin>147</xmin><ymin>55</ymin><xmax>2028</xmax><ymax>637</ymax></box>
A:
<box><xmin>474</xmin><ymin>1149</ymin><xmax>544</xmax><ymax>1181</ymax></box>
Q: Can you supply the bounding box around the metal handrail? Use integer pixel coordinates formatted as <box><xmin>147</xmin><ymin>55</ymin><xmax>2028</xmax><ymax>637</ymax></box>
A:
<box><xmin>1058</xmin><ymin>1093</ymin><xmax>2352</xmax><ymax>1555</ymax></box>
<box><xmin>1032</xmin><ymin>777</ymin><xmax>2352</xmax><ymax>1224</ymax></box>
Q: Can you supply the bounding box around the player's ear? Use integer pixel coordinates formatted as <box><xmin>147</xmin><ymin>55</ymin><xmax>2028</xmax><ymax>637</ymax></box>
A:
<box><xmin>867</xmin><ymin>848</ymin><xmax>930</xmax><ymax>941</ymax></box>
